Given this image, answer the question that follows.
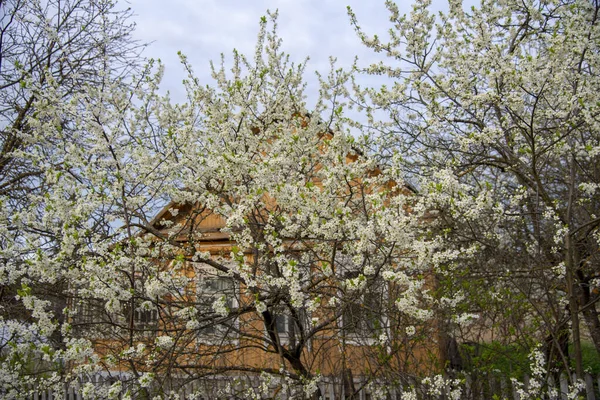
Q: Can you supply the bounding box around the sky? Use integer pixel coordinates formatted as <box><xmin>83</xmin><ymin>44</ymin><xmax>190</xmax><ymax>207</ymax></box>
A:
<box><xmin>126</xmin><ymin>0</ymin><xmax>446</xmax><ymax>105</ymax></box>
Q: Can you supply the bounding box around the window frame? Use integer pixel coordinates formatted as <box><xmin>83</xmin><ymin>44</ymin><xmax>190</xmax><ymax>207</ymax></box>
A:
<box><xmin>267</xmin><ymin>304</ymin><xmax>309</xmax><ymax>347</ymax></box>
<box><xmin>132</xmin><ymin>307</ymin><xmax>159</xmax><ymax>328</ymax></box>
<box><xmin>191</xmin><ymin>262</ymin><xmax>239</xmax><ymax>344</ymax></box>
<box><xmin>337</xmin><ymin>264</ymin><xmax>390</xmax><ymax>344</ymax></box>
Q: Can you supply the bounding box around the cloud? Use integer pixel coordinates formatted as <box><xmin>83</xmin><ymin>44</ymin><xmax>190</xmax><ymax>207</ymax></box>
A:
<box><xmin>128</xmin><ymin>0</ymin><xmax>418</xmax><ymax>102</ymax></box>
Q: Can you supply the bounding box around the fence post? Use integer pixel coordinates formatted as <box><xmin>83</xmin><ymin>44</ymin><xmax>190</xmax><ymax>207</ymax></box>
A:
<box><xmin>328</xmin><ymin>379</ymin><xmax>335</xmax><ymax>400</ymax></box>
<box><xmin>390</xmin><ymin>385</ymin><xmax>398</xmax><ymax>400</ymax></box>
<box><xmin>498</xmin><ymin>374</ymin><xmax>509</xmax><ymax>400</ymax></box>
<box><xmin>463</xmin><ymin>375</ymin><xmax>472</xmax><ymax>400</ymax></box>
<box><xmin>511</xmin><ymin>376</ymin><xmax>520</xmax><ymax>400</ymax></box>
<box><xmin>547</xmin><ymin>375</ymin><xmax>558</xmax><ymax>400</ymax></box>
<box><xmin>584</xmin><ymin>373</ymin><xmax>595</xmax><ymax>400</ymax></box>
<box><xmin>560</xmin><ymin>373</ymin><xmax>569</xmax><ymax>400</ymax></box>
<box><xmin>75</xmin><ymin>378</ymin><xmax>81</xmax><ymax>400</ymax></box>
<box><xmin>358</xmin><ymin>376</ymin><xmax>365</xmax><ymax>400</ymax></box>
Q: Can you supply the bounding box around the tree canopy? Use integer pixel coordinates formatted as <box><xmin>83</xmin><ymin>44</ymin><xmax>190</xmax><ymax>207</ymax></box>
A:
<box><xmin>350</xmin><ymin>0</ymin><xmax>600</xmax><ymax>380</ymax></box>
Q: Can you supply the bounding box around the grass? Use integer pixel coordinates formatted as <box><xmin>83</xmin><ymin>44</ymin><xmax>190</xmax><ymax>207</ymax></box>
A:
<box><xmin>572</xmin><ymin>341</ymin><xmax>600</xmax><ymax>375</ymax></box>
<box><xmin>460</xmin><ymin>341</ymin><xmax>600</xmax><ymax>377</ymax></box>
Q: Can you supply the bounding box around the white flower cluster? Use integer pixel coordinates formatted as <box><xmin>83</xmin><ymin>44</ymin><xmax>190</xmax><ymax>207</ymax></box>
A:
<box><xmin>510</xmin><ymin>345</ymin><xmax>585</xmax><ymax>399</ymax></box>
<box><xmin>452</xmin><ymin>313</ymin><xmax>479</xmax><ymax>327</ymax></box>
<box><xmin>64</xmin><ymin>338</ymin><xmax>94</xmax><ymax>363</ymax></box>
<box><xmin>302</xmin><ymin>374</ymin><xmax>321</xmax><ymax>398</ymax></box>
<box><xmin>145</xmin><ymin>278</ymin><xmax>167</xmax><ymax>298</ymax></box>
<box><xmin>212</xmin><ymin>295</ymin><xmax>229</xmax><ymax>317</ymax></box>
<box><xmin>422</xmin><ymin>375</ymin><xmax>462</xmax><ymax>400</ymax></box>
<box><xmin>155</xmin><ymin>335</ymin><xmax>174</xmax><ymax>349</ymax></box>
<box><xmin>138</xmin><ymin>372</ymin><xmax>154</xmax><ymax>388</ymax></box>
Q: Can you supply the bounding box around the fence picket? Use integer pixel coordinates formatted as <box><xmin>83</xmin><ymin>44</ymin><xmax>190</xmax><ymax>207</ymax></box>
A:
<box><xmin>75</xmin><ymin>379</ymin><xmax>81</xmax><ymax>400</ymax></box>
<box><xmin>584</xmin><ymin>373</ymin><xmax>595</xmax><ymax>400</ymax></box>
<box><xmin>560</xmin><ymin>373</ymin><xmax>569</xmax><ymax>400</ymax></box>
<box><xmin>511</xmin><ymin>376</ymin><xmax>520</xmax><ymax>400</ymax></box>
<box><xmin>548</xmin><ymin>375</ymin><xmax>558</xmax><ymax>400</ymax></box>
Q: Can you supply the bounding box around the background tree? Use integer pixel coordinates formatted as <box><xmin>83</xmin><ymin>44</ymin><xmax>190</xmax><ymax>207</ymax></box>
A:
<box><xmin>0</xmin><ymin>0</ymin><xmax>141</xmax><ymax>205</ymax></box>
<box><xmin>0</xmin><ymin>0</ymin><xmax>143</xmax><ymax>394</ymax></box>
<box><xmin>350</xmin><ymin>0</ymin><xmax>600</xmax><ymax>379</ymax></box>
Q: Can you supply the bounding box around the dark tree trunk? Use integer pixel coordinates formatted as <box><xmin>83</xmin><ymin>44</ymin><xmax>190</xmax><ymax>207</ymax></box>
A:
<box><xmin>580</xmin><ymin>283</ymin><xmax>600</xmax><ymax>356</ymax></box>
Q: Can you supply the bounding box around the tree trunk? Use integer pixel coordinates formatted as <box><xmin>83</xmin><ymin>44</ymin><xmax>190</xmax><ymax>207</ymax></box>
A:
<box><xmin>580</xmin><ymin>283</ymin><xmax>600</xmax><ymax>356</ymax></box>
<box><xmin>565</xmin><ymin>236</ymin><xmax>584</xmax><ymax>378</ymax></box>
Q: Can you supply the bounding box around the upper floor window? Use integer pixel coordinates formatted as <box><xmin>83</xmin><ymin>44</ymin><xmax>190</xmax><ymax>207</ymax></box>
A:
<box><xmin>72</xmin><ymin>298</ymin><xmax>105</xmax><ymax>327</ymax></box>
<box><xmin>132</xmin><ymin>308</ymin><xmax>158</xmax><ymax>327</ymax></box>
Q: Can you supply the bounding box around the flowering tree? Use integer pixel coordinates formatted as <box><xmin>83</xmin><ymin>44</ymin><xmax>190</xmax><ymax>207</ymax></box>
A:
<box><xmin>0</xmin><ymin>0</ymin><xmax>144</xmax><ymax>395</ymax></box>
<box><xmin>0</xmin><ymin>9</ymin><xmax>440</xmax><ymax>398</ymax></box>
<box><xmin>350</xmin><ymin>0</ymin><xmax>600</xmax><ymax>379</ymax></box>
<box><xmin>0</xmin><ymin>0</ymin><xmax>142</xmax><ymax>346</ymax></box>
<box><xmin>0</xmin><ymin>0</ymin><xmax>141</xmax><ymax>208</ymax></box>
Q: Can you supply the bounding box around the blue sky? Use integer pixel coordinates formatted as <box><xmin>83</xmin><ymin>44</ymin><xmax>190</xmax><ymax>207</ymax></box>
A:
<box><xmin>127</xmin><ymin>0</ymin><xmax>443</xmax><ymax>104</ymax></box>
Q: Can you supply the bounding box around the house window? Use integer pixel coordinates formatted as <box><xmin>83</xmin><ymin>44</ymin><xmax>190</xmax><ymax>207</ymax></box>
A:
<box><xmin>341</xmin><ymin>277</ymin><xmax>387</xmax><ymax>338</ymax></box>
<box><xmin>128</xmin><ymin>274</ymin><xmax>159</xmax><ymax>330</ymax></box>
<box><xmin>275</xmin><ymin>312</ymin><xmax>293</xmax><ymax>336</ymax></box>
<box><xmin>268</xmin><ymin>306</ymin><xmax>307</xmax><ymax>346</ymax></box>
<box><xmin>118</xmin><ymin>301</ymin><xmax>159</xmax><ymax>333</ymax></box>
<box><xmin>193</xmin><ymin>263</ymin><xmax>238</xmax><ymax>339</ymax></box>
<box><xmin>133</xmin><ymin>308</ymin><xmax>158</xmax><ymax>326</ymax></box>
<box><xmin>73</xmin><ymin>299</ymin><xmax>104</xmax><ymax>325</ymax></box>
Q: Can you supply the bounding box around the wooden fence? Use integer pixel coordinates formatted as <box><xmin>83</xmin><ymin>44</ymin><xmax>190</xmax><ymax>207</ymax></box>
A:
<box><xmin>7</xmin><ymin>372</ymin><xmax>600</xmax><ymax>399</ymax></box>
